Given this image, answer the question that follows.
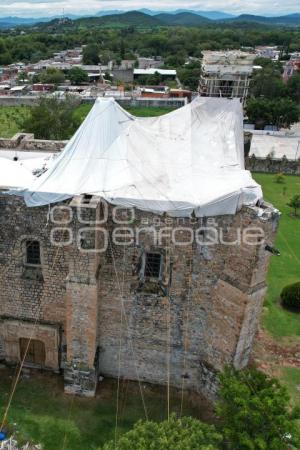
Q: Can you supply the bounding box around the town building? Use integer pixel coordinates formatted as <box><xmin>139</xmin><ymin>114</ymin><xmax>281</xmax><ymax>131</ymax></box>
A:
<box><xmin>138</xmin><ymin>57</ymin><xmax>164</xmax><ymax>70</ymax></box>
<box><xmin>283</xmin><ymin>55</ymin><xmax>300</xmax><ymax>83</ymax></box>
<box><xmin>255</xmin><ymin>46</ymin><xmax>280</xmax><ymax>60</ymax></box>
<box><xmin>0</xmin><ymin>98</ymin><xmax>278</xmax><ymax>398</ymax></box>
<box><xmin>199</xmin><ymin>51</ymin><xmax>257</xmax><ymax>102</ymax></box>
<box><xmin>134</xmin><ymin>68</ymin><xmax>177</xmax><ymax>81</ymax></box>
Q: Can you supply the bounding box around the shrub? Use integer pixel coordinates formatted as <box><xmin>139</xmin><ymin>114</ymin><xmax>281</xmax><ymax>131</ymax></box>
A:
<box><xmin>101</xmin><ymin>414</ymin><xmax>222</xmax><ymax>450</ymax></box>
<box><xmin>281</xmin><ymin>282</ymin><xmax>300</xmax><ymax>310</ymax></box>
<box><xmin>287</xmin><ymin>194</ymin><xmax>300</xmax><ymax>216</ymax></box>
<box><xmin>217</xmin><ymin>367</ymin><xmax>300</xmax><ymax>449</ymax></box>
<box><xmin>274</xmin><ymin>173</ymin><xmax>285</xmax><ymax>184</ymax></box>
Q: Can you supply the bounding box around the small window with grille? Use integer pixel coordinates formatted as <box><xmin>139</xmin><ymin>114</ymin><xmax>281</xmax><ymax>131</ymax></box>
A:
<box><xmin>144</xmin><ymin>252</ymin><xmax>162</xmax><ymax>278</ymax></box>
<box><xmin>26</xmin><ymin>240</ymin><xmax>41</xmax><ymax>266</ymax></box>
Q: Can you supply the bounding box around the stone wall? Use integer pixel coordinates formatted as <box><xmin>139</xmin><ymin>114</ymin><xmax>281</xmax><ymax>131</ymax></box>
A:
<box><xmin>0</xmin><ymin>194</ymin><xmax>68</xmax><ymax>364</ymax></box>
<box><xmin>246</xmin><ymin>155</ymin><xmax>300</xmax><ymax>175</ymax></box>
<box><xmin>0</xmin><ymin>133</ymin><xmax>65</xmax><ymax>153</ymax></box>
<box><xmin>0</xmin><ymin>95</ymin><xmax>185</xmax><ymax>110</ymax></box>
<box><xmin>0</xmin><ymin>96</ymin><xmax>39</xmax><ymax>107</ymax></box>
<box><xmin>0</xmin><ymin>193</ymin><xmax>279</xmax><ymax>398</ymax></box>
<box><xmin>94</xmin><ymin>205</ymin><xmax>277</xmax><ymax>399</ymax></box>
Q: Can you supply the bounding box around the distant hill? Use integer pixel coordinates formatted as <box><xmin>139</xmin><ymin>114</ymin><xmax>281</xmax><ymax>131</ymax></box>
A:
<box><xmin>96</xmin><ymin>10</ymin><xmax>124</xmax><ymax>17</ymax></box>
<box><xmin>0</xmin><ymin>10</ymin><xmax>300</xmax><ymax>30</ymax></box>
<box><xmin>0</xmin><ymin>14</ymin><xmax>81</xmax><ymax>29</ymax></box>
<box><xmin>227</xmin><ymin>13</ymin><xmax>300</xmax><ymax>25</ymax></box>
<box><xmin>96</xmin><ymin>9</ymin><xmax>234</xmax><ymax>19</ymax></box>
<box><xmin>157</xmin><ymin>12</ymin><xmax>211</xmax><ymax>26</ymax></box>
<box><xmin>73</xmin><ymin>11</ymin><xmax>162</xmax><ymax>28</ymax></box>
<box><xmin>173</xmin><ymin>10</ymin><xmax>235</xmax><ymax>20</ymax></box>
<box><xmin>0</xmin><ymin>16</ymin><xmax>41</xmax><ymax>28</ymax></box>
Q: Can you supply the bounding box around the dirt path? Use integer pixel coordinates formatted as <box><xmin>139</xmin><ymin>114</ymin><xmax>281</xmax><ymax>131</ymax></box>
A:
<box><xmin>253</xmin><ymin>328</ymin><xmax>300</xmax><ymax>375</ymax></box>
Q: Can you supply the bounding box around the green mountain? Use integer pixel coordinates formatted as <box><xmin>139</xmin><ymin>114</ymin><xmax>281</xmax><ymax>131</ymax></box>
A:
<box><xmin>156</xmin><ymin>12</ymin><xmax>211</xmax><ymax>26</ymax></box>
<box><xmin>227</xmin><ymin>13</ymin><xmax>300</xmax><ymax>26</ymax></box>
<box><xmin>2</xmin><ymin>10</ymin><xmax>300</xmax><ymax>31</ymax></box>
<box><xmin>76</xmin><ymin>11</ymin><xmax>162</xmax><ymax>27</ymax></box>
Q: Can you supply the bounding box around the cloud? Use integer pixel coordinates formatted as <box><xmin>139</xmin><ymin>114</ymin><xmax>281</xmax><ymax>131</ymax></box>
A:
<box><xmin>0</xmin><ymin>0</ymin><xmax>299</xmax><ymax>17</ymax></box>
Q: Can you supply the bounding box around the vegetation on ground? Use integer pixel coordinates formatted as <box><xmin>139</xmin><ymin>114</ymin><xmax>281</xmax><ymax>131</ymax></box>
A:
<box><xmin>68</xmin><ymin>67</ymin><xmax>89</xmax><ymax>85</ymax></box>
<box><xmin>281</xmin><ymin>282</ymin><xmax>300</xmax><ymax>310</ymax></box>
<box><xmin>0</xmin><ymin>106</ymin><xmax>29</xmax><ymax>138</ymax></box>
<box><xmin>274</xmin><ymin>173</ymin><xmax>285</xmax><ymax>184</ymax></box>
<box><xmin>247</xmin><ymin>63</ymin><xmax>300</xmax><ymax>129</ymax></box>
<box><xmin>0</xmin><ymin>370</ymin><xmax>204</xmax><ymax>450</ymax></box>
<box><xmin>287</xmin><ymin>194</ymin><xmax>300</xmax><ymax>216</ymax></box>
<box><xmin>280</xmin><ymin>367</ymin><xmax>300</xmax><ymax>409</ymax></box>
<box><xmin>253</xmin><ymin>173</ymin><xmax>300</xmax><ymax>339</ymax></box>
<box><xmin>216</xmin><ymin>367</ymin><xmax>300</xmax><ymax>450</ymax></box>
<box><xmin>20</xmin><ymin>96</ymin><xmax>81</xmax><ymax>140</ymax></box>
<box><xmin>0</xmin><ymin>103</ymin><xmax>175</xmax><ymax>140</ymax></box>
<box><xmin>101</xmin><ymin>414</ymin><xmax>221</xmax><ymax>450</ymax></box>
<box><xmin>1</xmin><ymin>367</ymin><xmax>298</xmax><ymax>450</ymax></box>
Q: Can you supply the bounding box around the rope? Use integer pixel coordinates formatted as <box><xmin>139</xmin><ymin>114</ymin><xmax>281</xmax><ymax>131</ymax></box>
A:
<box><xmin>108</xmin><ymin>234</ymin><xmax>148</xmax><ymax>421</ymax></box>
<box><xmin>114</xmin><ymin>245</ymin><xmax>127</xmax><ymax>447</ymax></box>
<box><xmin>1</xmin><ymin>218</ymin><xmax>67</xmax><ymax>432</ymax></box>
<box><xmin>165</xmin><ymin>234</ymin><xmax>172</xmax><ymax>421</ymax></box>
<box><xmin>180</xmin><ymin>251</ymin><xmax>193</xmax><ymax>418</ymax></box>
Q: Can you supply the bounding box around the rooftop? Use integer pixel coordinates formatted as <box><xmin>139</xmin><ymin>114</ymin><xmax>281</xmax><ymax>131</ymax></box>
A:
<box><xmin>250</xmin><ymin>132</ymin><xmax>300</xmax><ymax>160</ymax></box>
<box><xmin>5</xmin><ymin>97</ymin><xmax>261</xmax><ymax>217</ymax></box>
<box><xmin>134</xmin><ymin>68</ymin><xmax>177</xmax><ymax>76</ymax></box>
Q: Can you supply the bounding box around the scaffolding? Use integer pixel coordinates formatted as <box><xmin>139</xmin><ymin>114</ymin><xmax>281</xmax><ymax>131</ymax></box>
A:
<box><xmin>199</xmin><ymin>51</ymin><xmax>256</xmax><ymax>103</ymax></box>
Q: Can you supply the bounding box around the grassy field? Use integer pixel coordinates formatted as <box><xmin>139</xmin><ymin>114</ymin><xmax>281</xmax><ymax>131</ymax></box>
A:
<box><xmin>0</xmin><ymin>106</ymin><xmax>29</xmax><ymax>138</ymax></box>
<box><xmin>0</xmin><ymin>369</ymin><xmax>208</xmax><ymax>450</ymax></box>
<box><xmin>253</xmin><ymin>173</ymin><xmax>300</xmax><ymax>341</ymax></box>
<box><xmin>0</xmin><ymin>104</ymin><xmax>175</xmax><ymax>139</ymax></box>
<box><xmin>280</xmin><ymin>367</ymin><xmax>300</xmax><ymax>408</ymax></box>
<box><xmin>73</xmin><ymin>103</ymin><xmax>175</xmax><ymax>122</ymax></box>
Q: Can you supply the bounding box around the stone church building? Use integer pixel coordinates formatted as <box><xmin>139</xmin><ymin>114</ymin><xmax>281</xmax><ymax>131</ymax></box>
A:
<box><xmin>0</xmin><ymin>98</ymin><xmax>279</xmax><ymax>398</ymax></box>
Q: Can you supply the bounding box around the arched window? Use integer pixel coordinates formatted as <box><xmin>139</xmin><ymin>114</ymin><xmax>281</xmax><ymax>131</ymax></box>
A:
<box><xmin>25</xmin><ymin>240</ymin><xmax>41</xmax><ymax>266</ymax></box>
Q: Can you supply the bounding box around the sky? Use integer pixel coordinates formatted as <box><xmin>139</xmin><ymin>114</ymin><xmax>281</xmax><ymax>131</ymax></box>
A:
<box><xmin>0</xmin><ymin>0</ymin><xmax>299</xmax><ymax>18</ymax></box>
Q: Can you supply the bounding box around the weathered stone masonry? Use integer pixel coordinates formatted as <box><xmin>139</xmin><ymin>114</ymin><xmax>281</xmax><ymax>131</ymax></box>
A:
<box><xmin>0</xmin><ymin>192</ymin><xmax>279</xmax><ymax>398</ymax></box>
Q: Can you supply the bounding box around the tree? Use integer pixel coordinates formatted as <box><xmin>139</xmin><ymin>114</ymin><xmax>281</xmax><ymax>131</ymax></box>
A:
<box><xmin>246</xmin><ymin>98</ymin><xmax>272</xmax><ymax>129</ymax></box>
<box><xmin>83</xmin><ymin>44</ymin><xmax>100</xmax><ymax>65</ymax></box>
<box><xmin>246</xmin><ymin>98</ymin><xmax>300</xmax><ymax>129</ymax></box>
<box><xmin>250</xmin><ymin>67</ymin><xmax>286</xmax><ymax>100</ymax></box>
<box><xmin>281</xmin><ymin>281</ymin><xmax>300</xmax><ymax>310</ymax></box>
<box><xmin>287</xmin><ymin>194</ymin><xmax>300</xmax><ymax>216</ymax></box>
<box><xmin>21</xmin><ymin>96</ymin><xmax>80</xmax><ymax>140</ymax></box>
<box><xmin>274</xmin><ymin>173</ymin><xmax>285</xmax><ymax>184</ymax></box>
<box><xmin>101</xmin><ymin>414</ymin><xmax>222</xmax><ymax>450</ymax></box>
<box><xmin>18</xmin><ymin>71</ymin><xmax>28</xmax><ymax>83</ymax></box>
<box><xmin>68</xmin><ymin>67</ymin><xmax>89</xmax><ymax>85</ymax></box>
<box><xmin>178</xmin><ymin>61</ymin><xmax>201</xmax><ymax>91</ymax></box>
<box><xmin>39</xmin><ymin>68</ymin><xmax>65</xmax><ymax>85</ymax></box>
<box><xmin>216</xmin><ymin>367</ymin><xmax>300</xmax><ymax>450</ymax></box>
<box><xmin>287</xmin><ymin>74</ymin><xmax>300</xmax><ymax>103</ymax></box>
<box><xmin>0</xmin><ymin>39</ymin><xmax>12</xmax><ymax>65</ymax></box>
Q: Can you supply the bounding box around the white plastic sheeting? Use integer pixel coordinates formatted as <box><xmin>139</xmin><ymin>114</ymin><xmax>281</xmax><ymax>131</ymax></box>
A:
<box><xmin>0</xmin><ymin>158</ymin><xmax>35</xmax><ymax>189</ymax></box>
<box><xmin>250</xmin><ymin>133</ymin><xmax>300</xmax><ymax>161</ymax></box>
<box><xmin>14</xmin><ymin>97</ymin><xmax>262</xmax><ymax>217</ymax></box>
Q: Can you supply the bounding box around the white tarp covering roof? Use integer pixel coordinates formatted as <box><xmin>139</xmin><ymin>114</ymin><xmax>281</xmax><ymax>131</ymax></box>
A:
<box><xmin>12</xmin><ymin>97</ymin><xmax>262</xmax><ymax>217</ymax></box>
<box><xmin>0</xmin><ymin>151</ymin><xmax>56</xmax><ymax>179</ymax></box>
<box><xmin>0</xmin><ymin>158</ymin><xmax>35</xmax><ymax>189</ymax></box>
